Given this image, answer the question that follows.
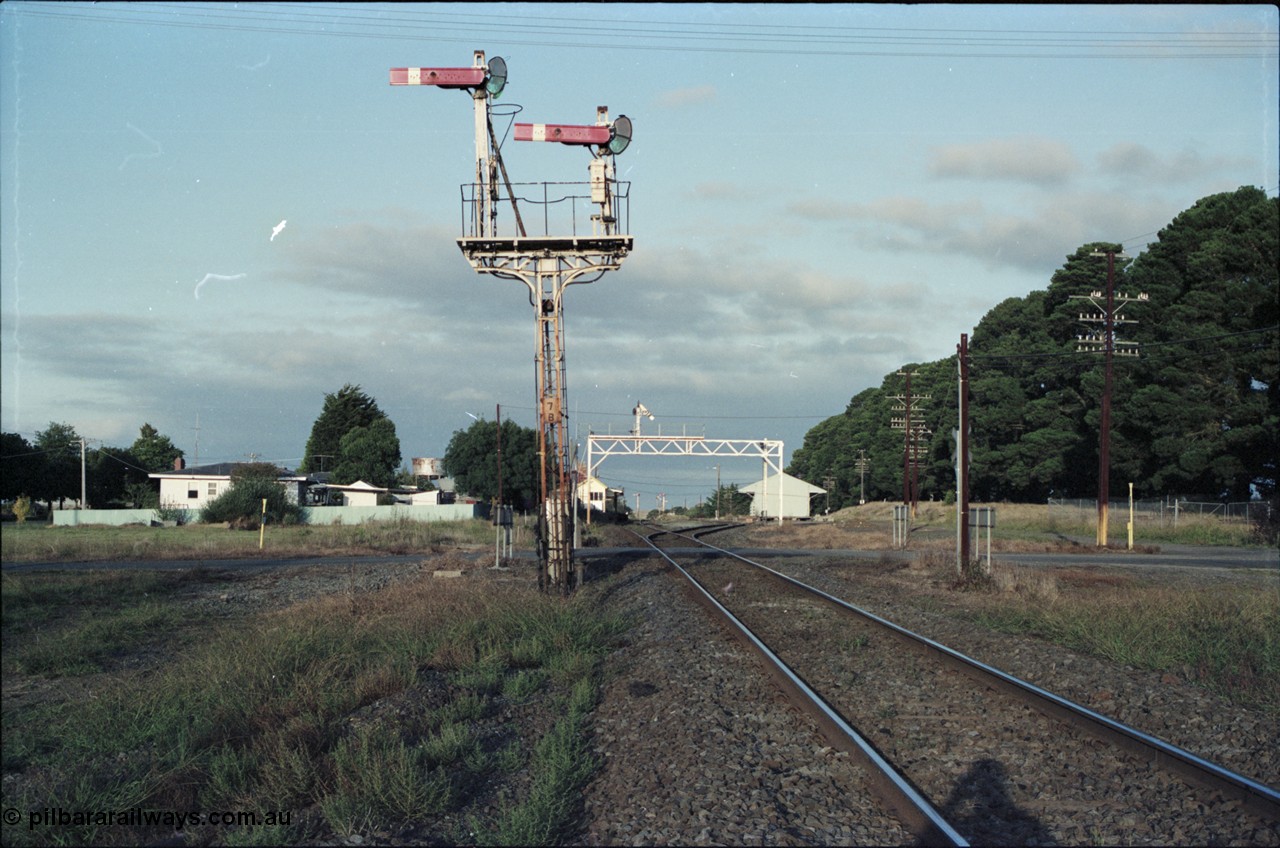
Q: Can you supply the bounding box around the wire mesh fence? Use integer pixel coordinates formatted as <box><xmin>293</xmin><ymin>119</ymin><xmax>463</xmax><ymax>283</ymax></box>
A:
<box><xmin>1047</xmin><ymin>498</ymin><xmax>1271</xmax><ymax>527</ymax></box>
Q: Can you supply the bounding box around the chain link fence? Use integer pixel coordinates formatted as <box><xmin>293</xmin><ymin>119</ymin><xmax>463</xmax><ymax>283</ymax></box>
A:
<box><xmin>1048</xmin><ymin>498</ymin><xmax>1271</xmax><ymax>527</ymax></box>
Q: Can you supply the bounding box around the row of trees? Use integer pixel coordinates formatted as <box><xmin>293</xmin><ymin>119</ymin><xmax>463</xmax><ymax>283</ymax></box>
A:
<box><xmin>789</xmin><ymin>186</ymin><xmax>1278</xmax><ymax>510</ymax></box>
<box><xmin>0</xmin><ymin>385</ymin><xmax>524</xmax><ymax>516</ymax></box>
<box><xmin>1</xmin><ymin>423</ymin><xmax>183</xmax><ymax>511</ymax></box>
<box><xmin>1</xmin><ymin>384</ymin><xmax>543</xmax><ymax>517</ymax></box>
<box><xmin>0</xmin><ymin>384</ymin><xmax>410</xmax><ymax>512</ymax></box>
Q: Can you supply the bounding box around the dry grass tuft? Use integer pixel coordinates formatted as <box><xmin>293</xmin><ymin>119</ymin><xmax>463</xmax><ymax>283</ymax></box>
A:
<box><xmin>990</xmin><ymin>563</ymin><xmax>1060</xmax><ymax>603</ymax></box>
<box><xmin>1053</xmin><ymin>568</ymin><xmax>1137</xmax><ymax>589</ymax></box>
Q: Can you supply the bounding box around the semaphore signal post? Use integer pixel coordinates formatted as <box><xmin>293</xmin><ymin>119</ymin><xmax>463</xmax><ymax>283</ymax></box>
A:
<box><xmin>391</xmin><ymin>51</ymin><xmax>633</xmax><ymax>594</ymax></box>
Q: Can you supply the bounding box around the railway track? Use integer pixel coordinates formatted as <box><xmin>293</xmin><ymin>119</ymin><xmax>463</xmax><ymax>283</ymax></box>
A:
<box><xmin>631</xmin><ymin>522</ymin><xmax>1280</xmax><ymax>846</ymax></box>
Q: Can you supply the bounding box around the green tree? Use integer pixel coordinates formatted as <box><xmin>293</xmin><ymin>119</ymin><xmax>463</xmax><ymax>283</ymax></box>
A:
<box><xmin>791</xmin><ymin>187</ymin><xmax>1278</xmax><ymax>506</ymax></box>
<box><xmin>85</xmin><ymin>446</ymin><xmax>148</xmax><ymax>508</ymax></box>
<box><xmin>201</xmin><ymin>476</ymin><xmax>304</xmax><ymax>526</ymax></box>
<box><xmin>33</xmin><ymin>422</ymin><xmax>82</xmax><ymax>509</ymax></box>
<box><xmin>443</xmin><ymin>418</ymin><xmax>539</xmax><ymax>508</ymax></box>
<box><xmin>130</xmin><ymin>423</ymin><xmax>184</xmax><ymax>472</ymax></box>
<box><xmin>232</xmin><ymin>462</ymin><xmax>289</xmax><ymax>481</ymax></box>
<box><xmin>300</xmin><ymin>385</ymin><xmax>387</xmax><ymax>474</ymax></box>
<box><xmin>1</xmin><ymin>432</ymin><xmax>41</xmax><ymax>502</ymax></box>
<box><xmin>964</xmin><ymin>245</ymin><xmax>1121</xmax><ymax>502</ymax></box>
<box><xmin>688</xmin><ymin>483</ymin><xmax>754</xmax><ymax>519</ymax></box>
<box><xmin>1121</xmin><ymin>187</ymin><xmax>1278</xmax><ymax>500</ymax></box>
<box><xmin>330</xmin><ymin>418</ymin><xmax>402</xmax><ymax>488</ymax></box>
<box><xmin>788</xmin><ymin>410</ymin><xmax>859</xmax><ymax>509</ymax></box>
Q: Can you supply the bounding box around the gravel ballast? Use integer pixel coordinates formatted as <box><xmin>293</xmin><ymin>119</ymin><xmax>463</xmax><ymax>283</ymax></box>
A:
<box><xmin>572</xmin><ymin>530</ymin><xmax>1278</xmax><ymax>846</ymax></box>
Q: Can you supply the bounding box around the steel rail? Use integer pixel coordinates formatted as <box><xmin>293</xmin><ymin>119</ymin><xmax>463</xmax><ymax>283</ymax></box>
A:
<box><xmin>631</xmin><ymin>526</ymin><xmax>968</xmax><ymax>847</ymax></box>
<box><xmin>662</xmin><ymin>526</ymin><xmax>1280</xmax><ymax>823</ymax></box>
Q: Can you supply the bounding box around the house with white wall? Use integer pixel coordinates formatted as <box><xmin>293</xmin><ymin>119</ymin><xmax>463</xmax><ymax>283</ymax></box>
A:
<box><xmin>148</xmin><ymin>461</ymin><xmax>308</xmax><ymax>511</ymax></box>
<box><xmin>324</xmin><ymin>480</ymin><xmax>386</xmax><ymax>507</ymax></box>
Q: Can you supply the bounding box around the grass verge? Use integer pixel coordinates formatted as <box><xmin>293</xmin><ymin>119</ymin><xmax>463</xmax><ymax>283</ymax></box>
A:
<box><xmin>2</xmin><ymin>569</ymin><xmax>628</xmax><ymax>846</ymax></box>
<box><xmin>0</xmin><ymin>518</ymin><xmax>507</xmax><ymax>563</ymax></box>
<box><xmin>2</xmin><ymin>569</ymin><xmax>205</xmax><ymax>676</ymax></box>
<box><xmin>955</xmin><ymin>561</ymin><xmax>1280</xmax><ymax>714</ymax></box>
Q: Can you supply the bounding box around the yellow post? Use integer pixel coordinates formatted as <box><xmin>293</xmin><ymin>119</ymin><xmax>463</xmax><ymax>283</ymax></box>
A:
<box><xmin>259</xmin><ymin>498</ymin><xmax>267</xmax><ymax>550</ymax></box>
<box><xmin>1127</xmin><ymin>483</ymin><xmax>1134</xmax><ymax>551</ymax></box>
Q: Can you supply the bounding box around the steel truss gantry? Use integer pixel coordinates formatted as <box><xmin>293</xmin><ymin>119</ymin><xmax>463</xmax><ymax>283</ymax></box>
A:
<box><xmin>586</xmin><ymin>435</ymin><xmax>785</xmax><ymax>524</ymax></box>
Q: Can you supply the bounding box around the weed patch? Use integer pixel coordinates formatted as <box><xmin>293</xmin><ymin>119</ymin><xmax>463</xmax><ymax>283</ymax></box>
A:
<box><xmin>2</xmin><ymin>570</ymin><xmax>629</xmax><ymax>846</ymax></box>
<box><xmin>970</xmin><ymin>584</ymin><xmax>1280</xmax><ymax>712</ymax></box>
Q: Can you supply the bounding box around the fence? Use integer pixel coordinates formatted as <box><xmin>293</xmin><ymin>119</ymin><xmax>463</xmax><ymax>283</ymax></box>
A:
<box><xmin>460</xmin><ymin>179</ymin><xmax>631</xmax><ymax>239</ymax></box>
<box><xmin>1047</xmin><ymin>498</ymin><xmax>1270</xmax><ymax>527</ymax></box>
<box><xmin>50</xmin><ymin>503</ymin><xmax>488</xmax><ymax>527</ymax></box>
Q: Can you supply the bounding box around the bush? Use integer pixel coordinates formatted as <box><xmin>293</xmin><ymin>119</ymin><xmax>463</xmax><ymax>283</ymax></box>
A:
<box><xmin>200</xmin><ymin>477</ymin><xmax>305</xmax><ymax>526</ymax></box>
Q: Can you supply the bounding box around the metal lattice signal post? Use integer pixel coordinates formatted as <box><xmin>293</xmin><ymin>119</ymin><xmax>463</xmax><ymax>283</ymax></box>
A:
<box><xmin>392</xmin><ymin>53</ymin><xmax>633</xmax><ymax>593</ymax></box>
<box><xmin>1069</xmin><ymin>250</ymin><xmax>1147</xmax><ymax>547</ymax></box>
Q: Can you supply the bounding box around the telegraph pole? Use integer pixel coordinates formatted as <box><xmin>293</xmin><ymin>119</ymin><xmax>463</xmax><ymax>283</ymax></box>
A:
<box><xmin>1071</xmin><ymin>250</ymin><xmax>1146</xmax><ymax>547</ymax></box>
<box><xmin>190</xmin><ymin>413</ymin><xmax>201</xmax><ymax>467</ymax></box>
<box><xmin>856</xmin><ymin>450</ymin><xmax>869</xmax><ymax>505</ymax></box>
<box><xmin>956</xmin><ymin>334</ymin><xmax>970</xmax><ymax>574</ymax></box>
<box><xmin>715</xmin><ymin>464</ymin><xmax>721</xmax><ymax>519</ymax></box>
<box><xmin>911</xmin><ymin>423</ymin><xmax>931</xmax><ymax>511</ymax></box>
<box><xmin>79</xmin><ymin>438</ymin><xmax>87</xmax><ymax>509</ymax></box>
<box><xmin>891</xmin><ymin>372</ymin><xmax>929</xmax><ymax>516</ymax></box>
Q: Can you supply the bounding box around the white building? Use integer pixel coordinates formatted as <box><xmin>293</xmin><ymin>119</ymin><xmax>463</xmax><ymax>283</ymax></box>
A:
<box><xmin>148</xmin><ymin>461</ymin><xmax>308</xmax><ymax>511</ymax></box>
<box><xmin>576</xmin><ymin>475</ymin><xmax>625</xmax><ymax>514</ymax></box>
<box><xmin>325</xmin><ymin>480</ymin><xmax>386</xmax><ymax>507</ymax></box>
<box><xmin>740</xmin><ymin>472</ymin><xmax>825</xmax><ymax>519</ymax></box>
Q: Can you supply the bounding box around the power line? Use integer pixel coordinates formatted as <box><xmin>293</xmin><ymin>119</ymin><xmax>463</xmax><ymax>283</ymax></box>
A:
<box><xmin>12</xmin><ymin>3</ymin><xmax>1276</xmax><ymax>59</ymax></box>
<box><xmin>970</xmin><ymin>325</ymin><xmax>1278</xmax><ymax>363</ymax></box>
<box><xmin>501</xmin><ymin>403</ymin><xmax>833</xmax><ymax>421</ymax></box>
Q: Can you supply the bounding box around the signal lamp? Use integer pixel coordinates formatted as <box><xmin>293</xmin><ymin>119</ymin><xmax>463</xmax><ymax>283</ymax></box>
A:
<box><xmin>485</xmin><ymin>56</ymin><xmax>507</xmax><ymax>98</ymax></box>
<box><xmin>608</xmin><ymin>115</ymin><xmax>632</xmax><ymax>155</ymax></box>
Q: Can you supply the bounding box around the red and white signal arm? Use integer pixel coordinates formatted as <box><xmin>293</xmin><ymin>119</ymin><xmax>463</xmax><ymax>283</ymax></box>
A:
<box><xmin>514</xmin><ymin>123</ymin><xmax>612</xmax><ymax>146</ymax></box>
<box><xmin>389</xmin><ymin>67</ymin><xmax>486</xmax><ymax>88</ymax></box>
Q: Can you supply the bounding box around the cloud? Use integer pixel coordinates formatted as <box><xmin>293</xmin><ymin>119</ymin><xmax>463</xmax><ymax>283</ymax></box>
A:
<box><xmin>276</xmin><ymin>220</ymin><xmax>485</xmax><ymax>310</ymax></box>
<box><xmin>16</xmin><ymin>313</ymin><xmax>180</xmax><ymax>384</ymax></box>
<box><xmin>688</xmin><ymin>181</ymin><xmax>755</xmax><ymax>202</ymax></box>
<box><xmin>1096</xmin><ymin>142</ymin><xmax>1256</xmax><ymax>184</ymax></box>
<box><xmin>654</xmin><ymin>85</ymin><xmax>717</xmax><ymax>109</ymax></box>
<box><xmin>928</xmin><ymin>136</ymin><xmax>1080</xmax><ymax>186</ymax></box>
<box><xmin>787</xmin><ymin>192</ymin><xmax>1175</xmax><ymax>273</ymax></box>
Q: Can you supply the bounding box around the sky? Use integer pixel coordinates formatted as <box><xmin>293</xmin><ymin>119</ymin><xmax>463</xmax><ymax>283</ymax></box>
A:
<box><xmin>2</xmin><ymin>3</ymin><xmax>1277</xmax><ymax>509</ymax></box>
